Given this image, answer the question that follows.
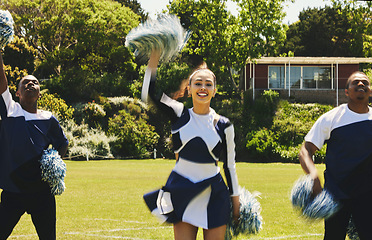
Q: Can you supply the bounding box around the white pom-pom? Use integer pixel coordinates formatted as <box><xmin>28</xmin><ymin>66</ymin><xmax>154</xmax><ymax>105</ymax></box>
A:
<box><xmin>40</xmin><ymin>149</ymin><xmax>66</xmax><ymax>195</ymax></box>
<box><xmin>125</xmin><ymin>14</ymin><xmax>191</xmax><ymax>63</ymax></box>
<box><xmin>0</xmin><ymin>10</ymin><xmax>14</xmax><ymax>49</ymax></box>
<box><xmin>291</xmin><ymin>175</ymin><xmax>340</xmax><ymax>220</ymax></box>
<box><xmin>225</xmin><ymin>187</ymin><xmax>263</xmax><ymax>239</ymax></box>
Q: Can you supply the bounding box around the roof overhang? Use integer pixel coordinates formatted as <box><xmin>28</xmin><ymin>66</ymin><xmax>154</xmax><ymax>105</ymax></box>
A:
<box><xmin>248</xmin><ymin>57</ymin><xmax>372</xmax><ymax>65</ymax></box>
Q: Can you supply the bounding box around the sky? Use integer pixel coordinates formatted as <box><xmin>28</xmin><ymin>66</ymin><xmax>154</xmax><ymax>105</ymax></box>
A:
<box><xmin>137</xmin><ymin>0</ymin><xmax>332</xmax><ymax>24</ymax></box>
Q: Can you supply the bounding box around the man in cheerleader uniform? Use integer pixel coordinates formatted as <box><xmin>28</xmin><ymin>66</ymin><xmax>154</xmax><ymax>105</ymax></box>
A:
<box><xmin>0</xmin><ymin>53</ymin><xmax>68</xmax><ymax>239</ymax></box>
<box><xmin>299</xmin><ymin>71</ymin><xmax>372</xmax><ymax>239</ymax></box>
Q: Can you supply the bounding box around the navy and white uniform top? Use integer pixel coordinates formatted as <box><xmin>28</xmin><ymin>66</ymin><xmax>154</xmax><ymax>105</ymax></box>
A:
<box><xmin>0</xmin><ymin>88</ymin><xmax>68</xmax><ymax>193</ymax></box>
<box><xmin>145</xmin><ymin>67</ymin><xmax>240</xmax><ymax>197</ymax></box>
<box><xmin>142</xmin><ymin>67</ymin><xmax>239</xmax><ymax>228</ymax></box>
<box><xmin>305</xmin><ymin>103</ymin><xmax>372</xmax><ymax>199</ymax></box>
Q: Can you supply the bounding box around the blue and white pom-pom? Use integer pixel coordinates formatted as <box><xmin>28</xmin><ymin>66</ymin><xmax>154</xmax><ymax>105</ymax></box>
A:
<box><xmin>291</xmin><ymin>175</ymin><xmax>340</xmax><ymax>220</ymax></box>
<box><xmin>125</xmin><ymin>14</ymin><xmax>191</xmax><ymax>63</ymax></box>
<box><xmin>40</xmin><ymin>148</ymin><xmax>66</xmax><ymax>195</ymax></box>
<box><xmin>225</xmin><ymin>187</ymin><xmax>263</xmax><ymax>240</ymax></box>
<box><xmin>0</xmin><ymin>10</ymin><xmax>14</xmax><ymax>49</ymax></box>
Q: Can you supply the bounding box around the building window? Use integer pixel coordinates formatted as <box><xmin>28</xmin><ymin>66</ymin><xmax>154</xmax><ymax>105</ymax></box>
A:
<box><xmin>269</xmin><ymin>66</ymin><xmax>333</xmax><ymax>89</ymax></box>
<box><xmin>287</xmin><ymin>66</ymin><xmax>301</xmax><ymax>89</ymax></box>
<box><xmin>268</xmin><ymin>66</ymin><xmax>285</xmax><ymax>88</ymax></box>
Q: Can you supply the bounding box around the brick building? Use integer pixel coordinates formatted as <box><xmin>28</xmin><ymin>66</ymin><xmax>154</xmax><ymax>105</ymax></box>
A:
<box><xmin>244</xmin><ymin>57</ymin><xmax>372</xmax><ymax>105</ymax></box>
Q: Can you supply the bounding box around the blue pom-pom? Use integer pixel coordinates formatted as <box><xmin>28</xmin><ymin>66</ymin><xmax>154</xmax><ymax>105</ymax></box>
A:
<box><xmin>291</xmin><ymin>175</ymin><xmax>313</xmax><ymax>209</ymax></box>
<box><xmin>225</xmin><ymin>187</ymin><xmax>263</xmax><ymax>240</ymax></box>
<box><xmin>125</xmin><ymin>14</ymin><xmax>191</xmax><ymax>63</ymax></box>
<box><xmin>291</xmin><ymin>175</ymin><xmax>340</xmax><ymax>220</ymax></box>
<box><xmin>0</xmin><ymin>10</ymin><xmax>14</xmax><ymax>49</ymax></box>
<box><xmin>40</xmin><ymin>149</ymin><xmax>66</xmax><ymax>195</ymax></box>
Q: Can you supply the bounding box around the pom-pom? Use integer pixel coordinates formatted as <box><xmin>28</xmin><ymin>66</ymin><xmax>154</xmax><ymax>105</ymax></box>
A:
<box><xmin>40</xmin><ymin>148</ymin><xmax>66</xmax><ymax>195</ymax></box>
<box><xmin>347</xmin><ymin>216</ymin><xmax>360</xmax><ymax>240</ymax></box>
<box><xmin>0</xmin><ymin>10</ymin><xmax>14</xmax><ymax>49</ymax></box>
<box><xmin>291</xmin><ymin>175</ymin><xmax>340</xmax><ymax>220</ymax></box>
<box><xmin>225</xmin><ymin>187</ymin><xmax>263</xmax><ymax>240</ymax></box>
<box><xmin>125</xmin><ymin>14</ymin><xmax>191</xmax><ymax>63</ymax></box>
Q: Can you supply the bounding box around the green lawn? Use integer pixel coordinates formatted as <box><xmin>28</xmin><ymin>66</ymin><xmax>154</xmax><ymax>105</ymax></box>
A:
<box><xmin>6</xmin><ymin>160</ymin><xmax>328</xmax><ymax>239</ymax></box>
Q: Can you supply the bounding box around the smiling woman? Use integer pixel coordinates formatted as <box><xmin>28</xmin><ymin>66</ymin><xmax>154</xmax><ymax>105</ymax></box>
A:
<box><xmin>140</xmin><ymin>50</ymin><xmax>241</xmax><ymax>240</ymax></box>
<box><xmin>187</xmin><ymin>67</ymin><xmax>217</xmax><ymax>115</ymax></box>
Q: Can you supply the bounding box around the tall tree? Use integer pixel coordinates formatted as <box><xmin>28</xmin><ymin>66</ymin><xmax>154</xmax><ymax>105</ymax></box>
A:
<box><xmin>114</xmin><ymin>0</ymin><xmax>148</xmax><ymax>22</ymax></box>
<box><xmin>232</xmin><ymin>0</ymin><xmax>287</xmax><ymax>65</ymax></box>
<box><xmin>168</xmin><ymin>0</ymin><xmax>287</xmax><ymax>91</ymax></box>
<box><xmin>332</xmin><ymin>0</ymin><xmax>372</xmax><ymax>57</ymax></box>
<box><xmin>282</xmin><ymin>1</ymin><xmax>372</xmax><ymax>57</ymax></box>
<box><xmin>1</xmin><ymin>0</ymin><xmax>140</xmax><ymax>78</ymax></box>
<box><xmin>169</xmin><ymin>0</ymin><xmax>235</xmax><ymax>89</ymax></box>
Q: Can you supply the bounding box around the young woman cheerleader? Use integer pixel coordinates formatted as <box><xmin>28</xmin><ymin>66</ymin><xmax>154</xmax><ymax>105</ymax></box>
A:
<box><xmin>142</xmin><ymin>50</ymin><xmax>240</xmax><ymax>240</ymax></box>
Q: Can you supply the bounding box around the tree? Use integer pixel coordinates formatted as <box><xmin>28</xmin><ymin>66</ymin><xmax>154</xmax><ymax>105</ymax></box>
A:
<box><xmin>332</xmin><ymin>0</ymin><xmax>372</xmax><ymax>57</ymax></box>
<box><xmin>1</xmin><ymin>0</ymin><xmax>140</xmax><ymax>77</ymax></box>
<box><xmin>114</xmin><ymin>0</ymin><xmax>148</xmax><ymax>22</ymax></box>
<box><xmin>1</xmin><ymin>0</ymin><xmax>141</xmax><ymax>101</ymax></box>
<box><xmin>282</xmin><ymin>6</ymin><xmax>358</xmax><ymax>56</ymax></box>
<box><xmin>232</xmin><ymin>0</ymin><xmax>287</xmax><ymax>69</ymax></box>
<box><xmin>168</xmin><ymin>0</ymin><xmax>234</xmax><ymax>89</ymax></box>
<box><xmin>281</xmin><ymin>1</ymin><xmax>372</xmax><ymax>57</ymax></box>
<box><xmin>168</xmin><ymin>0</ymin><xmax>287</xmax><ymax>92</ymax></box>
<box><xmin>3</xmin><ymin>36</ymin><xmax>37</xmax><ymax>74</ymax></box>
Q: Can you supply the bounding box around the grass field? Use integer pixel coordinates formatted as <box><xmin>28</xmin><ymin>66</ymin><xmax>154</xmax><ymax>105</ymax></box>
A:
<box><xmin>6</xmin><ymin>160</ymin><xmax>328</xmax><ymax>239</ymax></box>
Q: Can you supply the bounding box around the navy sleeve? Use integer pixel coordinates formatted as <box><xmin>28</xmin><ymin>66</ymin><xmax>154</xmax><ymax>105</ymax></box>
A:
<box><xmin>0</xmin><ymin>91</ymin><xmax>8</xmax><ymax>119</ymax></box>
<box><xmin>143</xmin><ymin>67</ymin><xmax>185</xmax><ymax>123</ymax></box>
<box><xmin>47</xmin><ymin>116</ymin><xmax>68</xmax><ymax>150</ymax></box>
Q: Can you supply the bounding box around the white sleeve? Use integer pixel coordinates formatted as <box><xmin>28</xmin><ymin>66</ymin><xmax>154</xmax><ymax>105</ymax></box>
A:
<box><xmin>1</xmin><ymin>87</ymin><xmax>22</xmax><ymax>118</ymax></box>
<box><xmin>159</xmin><ymin>93</ymin><xmax>184</xmax><ymax>118</ymax></box>
<box><xmin>141</xmin><ymin>67</ymin><xmax>153</xmax><ymax>103</ymax></box>
<box><xmin>224</xmin><ymin>124</ymin><xmax>240</xmax><ymax>196</ymax></box>
<box><xmin>304</xmin><ymin>114</ymin><xmax>331</xmax><ymax>150</ymax></box>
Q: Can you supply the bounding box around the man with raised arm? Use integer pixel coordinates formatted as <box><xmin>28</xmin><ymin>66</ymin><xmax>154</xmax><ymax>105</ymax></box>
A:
<box><xmin>0</xmin><ymin>52</ymin><xmax>68</xmax><ymax>239</ymax></box>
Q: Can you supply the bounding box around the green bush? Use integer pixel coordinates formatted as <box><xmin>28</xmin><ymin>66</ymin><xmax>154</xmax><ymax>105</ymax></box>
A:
<box><xmin>246</xmin><ymin>128</ymin><xmax>278</xmax><ymax>161</ymax></box>
<box><xmin>108</xmin><ymin>109</ymin><xmax>159</xmax><ymax>158</ymax></box>
<box><xmin>70</xmin><ymin>95</ymin><xmax>159</xmax><ymax>159</ymax></box>
<box><xmin>245</xmin><ymin>96</ymin><xmax>333</xmax><ymax>163</ymax></box>
<box><xmin>250</xmin><ymin>89</ymin><xmax>280</xmax><ymax>128</ymax></box>
<box><xmin>82</xmin><ymin>101</ymin><xmax>106</xmax><ymax>128</ymax></box>
<box><xmin>44</xmin><ymin>68</ymin><xmax>137</xmax><ymax>103</ymax></box>
<box><xmin>3</xmin><ymin>64</ymin><xmax>28</xmax><ymax>96</ymax></box>
<box><xmin>38</xmin><ymin>90</ymin><xmax>75</xmax><ymax>121</ymax></box>
<box><xmin>61</xmin><ymin>119</ymin><xmax>116</xmax><ymax>160</ymax></box>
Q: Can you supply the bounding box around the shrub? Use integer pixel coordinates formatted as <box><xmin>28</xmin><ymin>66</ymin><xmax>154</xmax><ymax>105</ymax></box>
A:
<box><xmin>245</xmin><ymin>98</ymin><xmax>333</xmax><ymax>163</ymax></box>
<box><xmin>250</xmin><ymin>89</ymin><xmax>280</xmax><ymax>128</ymax></box>
<box><xmin>246</xmin><ymin>128</ymin><xmax>278</xmax><ymax>161</ymax></box>
<box><xmin>82</xmin><ymin>101</ymin><xmax>106</xmax><ymax>128</ymax></box>
<box><xmin>61</xmin><ymin>119</ymin><xmax>116</xmax><ymax>160</ymax></box>
<box><xmin>108</xmin><ymin>109</ymin><xmax>159</xmax><ymax>158</ymax></box>
<box><xmin>3</xmin><ymin>64</ymin><xmax>28</xmax><ymax>96</ymax></box>
<box><xmin>38</xmin><ymin>90</ymin><xmax>75</xmax><ymax>121</ymax></box>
